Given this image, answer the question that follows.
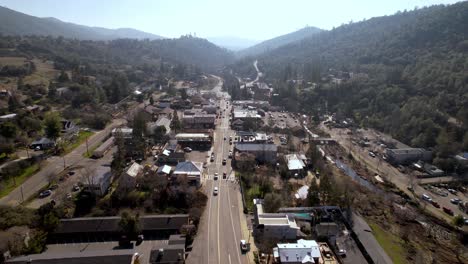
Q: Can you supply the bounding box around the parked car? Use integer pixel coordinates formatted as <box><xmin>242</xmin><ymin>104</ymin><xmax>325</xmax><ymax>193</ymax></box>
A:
<box><xmin>442</xmin><ymin>207</ymin><xmax>454</xmax><ymax>215</ymax></box>
<box><xmin>450</xmin><ymin>198</ymin><xmax>461</xmax><ymax>204</ymax></box>
<box><xmin>431</xmin><ymin>201</ymin><xmax>440</xmax><ymax>208</ymax></box>
<box><xmin>39</xmin><ymin>190</ymin><xmax>52</xmax><ymax>198</ymax></box>
<box><xmin>72</xmin><ymin>184</ymin><xmax>80</xmax><ymax>192</ymax></box>
<box><xmin>184</xmin><ymin>147</ymin><xmax>192</xmax><ymax>152</ymax></box>
<box><xmin>337</xmin><ymin>249</ymin><xmax>347</xmax><ymax>257</ymax></box>
<box><xmin>422</xmin><ymin>193</ymin><xmax>432</xmax><ymax>202</ymax></box>
<box><xmin>448</xmin><ymin>188</ymin><xmax>457</xmax><ymax>194</ymax></box>
<box><xmin>67</xmin><ymin>171</ymin><xmax>75</xmax><ymax>176</ymax></box>
<box><xmin>368</xmin><ymin>151</ymin><xmax>376</xmax><ymax>158</ymax></box>
<box><xmin>240</xmin><ymin>240</ymin><xmax>249</xmax><ymax>252</ymax></box>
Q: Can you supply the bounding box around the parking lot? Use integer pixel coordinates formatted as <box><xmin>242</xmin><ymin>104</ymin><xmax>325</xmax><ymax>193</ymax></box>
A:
<box><xmin>264</xmin><ymin>111</ymin><xmax>301</xmax><ymax>130</ymax></box>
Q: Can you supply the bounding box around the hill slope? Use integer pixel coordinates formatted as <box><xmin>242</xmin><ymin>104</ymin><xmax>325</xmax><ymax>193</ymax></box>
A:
<box><xmin>246</xmin><ymin>2</ymin><xmax>468</xmax><ymax>169</ymax></box>
<box><xmin>0</xmin><ymin>6</ymin><xmax>163</xmax><ymax>40</ymax></box>
<box><xmin>236</xmin><ymin>26</ymin><xmax>322</xmax><ymax>57</ymax></box>
<box><xmin>207</xmin><ymin>36</ymin><xmax>260</xmax><ymax>51</ymax></box>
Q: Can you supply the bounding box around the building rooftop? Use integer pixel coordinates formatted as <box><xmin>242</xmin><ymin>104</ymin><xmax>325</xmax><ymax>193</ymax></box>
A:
<box><xmin>126</xmin><ymin>163</ymin><xmax>143</xmax><ymax>178</ymax></box>
<box><xmin>274</xmin><ymin>239</ymin><xmax>321</xmax><ymax>264</ymax></box>
<box><xmin>235</xmin><ymin>143</ymin><xmax>277</xmax><ymax>152</ymax></box>
<box><xmin>173</xmin><ymin>161</ymin><xmax>203</xmax><ymax>176</ymax></box>
<box><xmin>157</xmin><ymin>165</ymin><xmax>172</xmax><ymax>175</ymax></box>
<box><xmin>285</xmin><ymin>154</ymin><xmax>306</xmax><ymax>171</ymax></box>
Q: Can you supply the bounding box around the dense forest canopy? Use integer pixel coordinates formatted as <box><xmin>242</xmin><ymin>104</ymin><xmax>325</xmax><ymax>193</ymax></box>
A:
<box><xmin>231</xmin><ymin>2</ymin><xmax>468</xmax><ymax>171</ymax></box>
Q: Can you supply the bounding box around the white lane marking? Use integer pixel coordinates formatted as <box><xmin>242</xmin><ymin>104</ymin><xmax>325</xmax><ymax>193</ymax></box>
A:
<box><xmin>217</xmin><ymin>181</ymin><xmax>221</xmax><ymax>264</ymax></box>
<box><xmin>229</xmin><ymin>254</ymin><xmax>232</xmax><ymax>264</ymax></box>
<box><xmin>207</xmin><ymin>181</ymin><xmax>213</xmax><ymax>263</ymax></box>
<box><xmin>227</xmin><ymin>182</ymin><xmax>243</xmax><ymax>264</ymax></box>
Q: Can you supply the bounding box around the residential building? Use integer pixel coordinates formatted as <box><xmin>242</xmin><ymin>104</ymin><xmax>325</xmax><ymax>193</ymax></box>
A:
<box><xmin>386</xmin><ymin>148</ymin><xmax>432</xmax><ymax>165</ymax></box>
<box><xmin>121</xmin><ymin>162</ymin><xmax>144</xmax><ymax>189</ymax></box>
<box><xmin>253</xmin><ymin>199</ymin><xmax>299</xmax><ymax>240</ymax></box>
<box><xmin>30</xmin><ymin>137</ymin><xmax>55</xmax><ymax>150</ymax></box>
<box><xmin>147</xmin><ymin>116</ymin><xmax>171</xmax><ymax>136</ymax></box>
<box><xmin>273</xmin><ymin>239</ymin><xmax>321</xmax><ymax>264</ymax></box>
<box><xmin>172</xmin><ymin>161</ymin><xmax>204</xmax><ymax>186</ymax></box>
<box><xmin>234</xmin><ymin>143</ymin><xmax>277</xmax><ymax>164</ymax></box>
<box><xmin>202</xmin><ymin>104</ymin><xmax>217</xmax><ymax>114</ymax></box>
<box><xmin>157</xmin><ymin>165</ymin><xmax>172</xmax><ymax>176</ymax></box>
<box><xmin>82</xmin><ymin>166</ymin><xmax>112</xmax><ymax>196</ymax></box>
<box><xmin>150</xmin><ymin>244</ymin><xmax>185</xmax><ymax>264</ymax></box>
<box><xmin>112</xmin><ymin>127</ymin><xmax>133</xmax><ymax>139</ymax></box>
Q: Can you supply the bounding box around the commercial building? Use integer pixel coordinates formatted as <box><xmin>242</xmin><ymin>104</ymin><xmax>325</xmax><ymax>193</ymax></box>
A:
<box><xmin>182</xmin><ymin>111</ymin><xmax>216</xmax><ymax>129</ymax></box>
<box><xmin>273</xmin><ymin>239</ymin><xmax>321</xmax><ymax>264</ymax></box>
<box><xmin>172</xmin><ymin>161</ymin><xmax>204</xmax><ymax>186</ymax></box>
<box><xmin>234</xmin><ymin>143</ymin><xmax>277</xmax><ymax>164</ymax></box>
<box><xmin>386</xmin><ymin>148</ymin><xmax>432</xmax><ymax>165</ymax></box>
<box><xmin>253</xmin><ymin>199</ymin><xmax>299</xmax><ymax>240</ymax></box>
<box><xmin>175</xmin><ymin>133</ymin><xmax>212</xmax><ymax>149</ymax></box>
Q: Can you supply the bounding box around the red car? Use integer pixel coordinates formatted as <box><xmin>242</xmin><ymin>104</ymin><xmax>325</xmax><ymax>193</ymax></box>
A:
<box><xmin>431</xmin><ymin>201</ymin><xmax>440</xmax><ymax>208</ymax></box>
<box><xmin>442</xmin><ymin>207</ymin><xmax>453</xmax><ymax>215</ymax></box>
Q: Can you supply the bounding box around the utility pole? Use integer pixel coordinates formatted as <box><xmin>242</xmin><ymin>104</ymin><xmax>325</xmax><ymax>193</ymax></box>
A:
<box><xmin>86</xmin><ymin>135</ymin><xmax>89</xmax><ymax>157</ymax></box>
<box><xmin>63</xmin><ymin>156</ymin><xmax>66</xmax><ymax>169</ymax></box>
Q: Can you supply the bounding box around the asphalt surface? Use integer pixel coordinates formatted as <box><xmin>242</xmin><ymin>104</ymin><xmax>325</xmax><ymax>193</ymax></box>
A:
<box><xmin>323</xmin><ymin>125</ymin><xmax>467</xmax><ymax>221</ymax></box>
<box><xmin>0</xmin><ymin>118</ymin><xmax>125</xmax><ymax>206</ymax></box>
<box><xmin>187</xmin><ymin>87</ymin><xmax>248</xmax><ymax>264</ymax></box>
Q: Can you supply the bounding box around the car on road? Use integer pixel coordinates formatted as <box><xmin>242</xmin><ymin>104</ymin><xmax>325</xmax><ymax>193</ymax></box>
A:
<box><xmin>422</xmin><ymin>193</ymin><xmax>432</xmax><ymax>202</ymax></box>
<box><xmin>214</xmin><ymin>173</ymin><xmax>218</xmax><ymax>180</ymax></box>
<box><xmin>222</xmin><ymin>159</ymin><xmax>227</xmax><ymax>165</ymax></box>
<box><xmin>368</xmin><ymin>151</ymin><xmax>376</xmax><ymax>158</ymax></box>
<box><xmin>337</xmin><ymin>249</ymin><xmax>347</xmax><ymax>257</ymax></box>
<box><xmin>228</xmin><ymin>151</ymin><xmax>233</xmax><ymax>158</ymax></box>
<box><xmin>240</xmin><ymin>240</ymin><xmax>249</xmax><ymax>252</ymax></box>
<box><xmin>67</xmin><ymin>171</ymin><xmax>75</xmax><ymax>176</ymax></box>
<box><xmin>224</xmin><ymin>137</ymin><xmax>226</xmax><ymax>141</ymax></box>
<box><xmin>183</xmin><ymin>147</ymin><xmax>192</xmax><ymax>152</ymax></box>
<box><xmin>213</xmin><ymin>187</ymin><xmax>219</xmax><ymax>196</ymax></box>
<box><xmin>450</xmin><ymin>198</ymin><xmax>461</xmax><ymax>204</ymax></box>
<box><xmin>39</xmin><ymin>190</ymin><xmax>52</xmax><ymax>198</ymax></box>
<box><xmin>223</xmin><ymin>172</ymin><xmax>227</xmax><ymax>179</ymax></box>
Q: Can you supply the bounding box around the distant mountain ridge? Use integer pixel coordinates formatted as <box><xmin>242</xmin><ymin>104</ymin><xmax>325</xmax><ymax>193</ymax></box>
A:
<box><xmin>0</xmin><ymin>6</ymin><xmax>163</xmax><ymax>40</ymax></box>
<box><xmin>207</xmin><ymin>36</ymin><xmax>261</xmax><ymax>51</ymax></box>
<box><xmin>236</xmin><ymin>26</ymin><xmax>323</xmax><ymax>57</ymax></box>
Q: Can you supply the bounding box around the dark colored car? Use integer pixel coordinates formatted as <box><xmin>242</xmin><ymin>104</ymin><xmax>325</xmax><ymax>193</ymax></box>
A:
<box><xmin>442</xmin><ymin>207</ymin><xmax>454</xmax><ymax>215</ymax></box>
<box><xmin>39</xmin><ymin>190</ymin><xmax>52</xmax><ymax>198</ymax></box>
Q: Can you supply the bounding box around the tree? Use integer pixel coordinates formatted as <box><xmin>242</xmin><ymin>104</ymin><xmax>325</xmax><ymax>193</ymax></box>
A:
<box><xmin>119</xmin><ymin>210</ymin><xmax>140</xmax><ymax>239</ymax></box>
<box><xmin>44</xmin><ymin>112</ymin><xmax>62</xmax><ymax>139</ymax></box>
<box><xmin>306</xmin><ymin>180</ymin><xmax>320</xmax><ymax>206</ymax></box>
<box><xmin>153</xmin><ymin>126</ymin><xmax>167</xmax><ymax>143</ymax></box>
<box><xmin>149</xmin><ymin>95</ymin><xmax>154</xmax><ymax>105</ymax></box>
<box><xmin>57</xmin><ymin>70</ymin><xmax>70</xmax><ymax>82</ymax></box>
<box><xmin>0</xmin><ymin>122</ymin><xmax>17</xmax><ymax>139</ymax></box>
<box><xmin>112</xmin><ymin>131</ymin><xmax>127</xmax><ymax>174</ymax></box>
<box><xmin>262</xmin><ymin>193</ymin><xmax>282</xmax><ymax>213</ymax></box>
<box><xmin>170</xmin><ymin>109</ymin><xmax>181</xmax><ymax>133</ymax></box>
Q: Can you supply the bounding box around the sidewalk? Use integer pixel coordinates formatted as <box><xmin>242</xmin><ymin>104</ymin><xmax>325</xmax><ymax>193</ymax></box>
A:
<box><xmin>236</xmin><ymin>186</ymin><xmax>257</xmax><ymax>264</ymax></box>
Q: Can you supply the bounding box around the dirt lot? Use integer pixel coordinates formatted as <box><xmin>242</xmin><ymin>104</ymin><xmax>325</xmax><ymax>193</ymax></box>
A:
<box><xmin>0</xmin><ymin>56</ymin><xmax>27</xmax><ymax>66</ymax></box>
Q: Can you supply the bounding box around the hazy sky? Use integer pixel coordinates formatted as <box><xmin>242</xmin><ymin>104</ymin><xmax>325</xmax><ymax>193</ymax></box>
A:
<box><xmin>0</xmin><ymin>0</ymin><xmax>461</xmax><ymax>40</ymax></box>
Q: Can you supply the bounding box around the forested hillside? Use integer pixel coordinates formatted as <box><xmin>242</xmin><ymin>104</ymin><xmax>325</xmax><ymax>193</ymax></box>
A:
<box><xmin>0</xmin><ymin>35</ymin><xmax>233</xmax><ymax>72</ymax></box>
<box><xmin>237</xmin><ymin>26</ymin><xmax>322</xmax><ymax>57</ymax></box>
<box><xmin>239</xmin><ymin>2</ymin><xmax>468</xmax><ymax>171</ymax></box>
<box><xmin>0</xmin><ymin>6</ymin><xmax>163</xmax><ymax>40</ymax></box>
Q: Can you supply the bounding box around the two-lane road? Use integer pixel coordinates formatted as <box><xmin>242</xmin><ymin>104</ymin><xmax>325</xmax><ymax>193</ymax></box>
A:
<box><xmin>188</xmin><ymin>93</ymin><xmax>248</xmax><ymax>264</ymax></box>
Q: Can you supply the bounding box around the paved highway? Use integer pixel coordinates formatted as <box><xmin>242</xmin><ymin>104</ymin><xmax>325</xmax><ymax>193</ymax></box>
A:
<box><xmin>187</xmin><ymin>89</ymin><xmax>249</xmax><ymax>264</ymax></box>
<box><xmin>0</xmin><ymin>118</ymin><xmax>125</xmax><ymax>206</ymax></box>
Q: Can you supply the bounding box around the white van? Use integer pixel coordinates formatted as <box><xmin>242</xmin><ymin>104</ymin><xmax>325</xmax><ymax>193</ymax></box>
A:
<box><xmin>422</xmin><ymin>193</ymin><xmax>432</xmax><ymax>202</ymax></box>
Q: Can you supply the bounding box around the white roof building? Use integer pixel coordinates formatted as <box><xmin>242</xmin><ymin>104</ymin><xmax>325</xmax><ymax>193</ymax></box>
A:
<box><xmin>253</xmin><ymin>199</ymin><xmax>299</xmax><ymax>240</ymax></box>
<box><xmin>273</xmin><ymin>239</ymin><xmax>321</xmax><ymax>263</ymax></box>
<box><xmin>285</xmin><ymin>154</ymin><xmax>307</xmax><ymax>171</ymax></box>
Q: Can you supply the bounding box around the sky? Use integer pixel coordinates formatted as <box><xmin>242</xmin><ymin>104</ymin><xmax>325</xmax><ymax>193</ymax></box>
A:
<box><xmin>0</xmin><ymin>0</ymin><xmax>461</xmax><ymax>41</ymax></box>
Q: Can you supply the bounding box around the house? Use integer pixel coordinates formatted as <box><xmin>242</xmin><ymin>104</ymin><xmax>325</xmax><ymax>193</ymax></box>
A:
<box><xmin>231</xmin><ymin>119</ymin><xmax>244</xmax><ymax>130</ymax></box>
<box><xmin>82</xmin><ymin>166</ymin><xmax>112</xmax><ymax>196</ymax></box>
<box><xmin>61</xmin><ymin>120</ymin><xmax>78</xmax><ymax>135</ymax></box>
<box><xmin>150</xmin><ymin>244</ymin><xmax>185</xmax><ymax>264</ymax></box>
<box><xmin>253</xmin><ymin>199</ymin><xmax>299</xmax><ymax>240</ymax></box>
<box><xmin>273</xmin><ymin>239</ymin><xmax>321</xmax><ymax>264</ymax></box>
<box><xmin>147</xmin><ymin>116</ymin><xmax>171</xmax><ymax>136</ymax></box>
<box><xmin>172</xmin><ymin>161</ymin><xmax>204</xmax><ymax>186</ymax></box>
<box><xmin>157</xmin><ymin>165</ymin><xmax>172</xmax><ymax>176</ymax></box>
<box><xmin>121</xmin><ymin>162</ymin><xmax>144</xmax><ymax>189</ymax></box>
<box><xmin>30</xmin><ymin>137</ymin><xmax>55</xmax><ymax>150</ymax></box>
<box><xmin>386</xmin><ymin>148</ymin><xmax>432</xmax><ymax>165</ymax></box>
<box><xmin>234</xmin><ymin>143</ymin><xmax>277</xmax><ymax>164</ymax></box>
